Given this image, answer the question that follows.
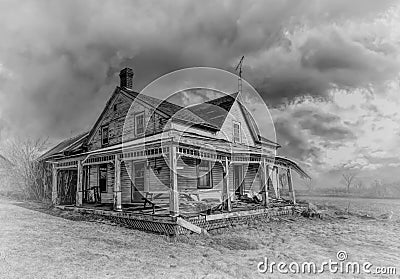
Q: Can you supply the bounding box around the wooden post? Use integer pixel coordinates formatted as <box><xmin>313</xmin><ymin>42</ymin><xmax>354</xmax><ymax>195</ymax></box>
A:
<box><xmin>113</xmin><ymin>155</ymin><xmax>122</xmax><ymax>211</ymax></box>
<box><xmin>76</xmin><ymin>161</ymin><xmax>83</xmax><ymax>207</ymax></box>
<box><xmin>169</xmin><ymin>145</ymin><xmax>179</xmax><ymax>216</ymax></box>
<box><xmin>222</xmin><ymin>157</ymin><xmax>232</xmax><ymax>212</ymax></box>
<box><xmin>271</xmin><ymin>166</ymin><xmax>280</xmax><ymax>199</ymax></box>
<box><xmin>51</xmin><ymin>164</ymin><xmax>58</xmax><ymax>205</ymax></box>
<box><xmin>287</xmin><ymin>167</ymin><xmax>296</xmax><ymax>204</ymax></box>
<box><xmin>144</xmin><ymin>162</ymin><xmax>150</xmax><ymax>193</ymax></box>
<box><xmin>276</xmin><ymin>167</ymin><xmax>281</xmax><ymax>199</ymax></box>
<box><xmin>260</xmin><ymin>158</ymin><xmax>269</xmax><ymax>207</ymax></box>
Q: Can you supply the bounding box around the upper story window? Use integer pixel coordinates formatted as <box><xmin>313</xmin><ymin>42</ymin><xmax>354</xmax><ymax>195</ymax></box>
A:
<box><xmin>101</xmin><ymin>125</ymin><xmax>109</xmax><ymax>146</ymax></box>
<box><xmin>233</xmin><ymin>121</ymin><xmax>241</xmax><ymax>143</ymax></box>
<box><xmin>135</xmin><ymin>112</ymin><xmax>145</xmax><ymax>136</ymax></box>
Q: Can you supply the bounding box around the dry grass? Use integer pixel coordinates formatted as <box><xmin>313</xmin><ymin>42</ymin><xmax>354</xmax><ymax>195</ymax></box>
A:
<box><xmin>0</xmin><ymin>196</ymin><xmax>399</xmax><ymax>278</ymax></box>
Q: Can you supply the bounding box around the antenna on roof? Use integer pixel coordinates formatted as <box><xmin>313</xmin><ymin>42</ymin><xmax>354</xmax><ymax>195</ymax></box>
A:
<box><xmin>235</xmin><ymin>56</ymin><xmax>245</xmax><ymax>96</ymax></box>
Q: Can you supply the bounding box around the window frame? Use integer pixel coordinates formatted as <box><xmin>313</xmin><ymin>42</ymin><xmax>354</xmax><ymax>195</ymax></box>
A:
<box><xmin>233</xmin><ymin>120</ymin><xmax>241</xmax><ymax>143</ymax></box>
<box><xmin>98</xmin><ymin>164</ymin><xmax>108</xmax><ymax>193</ymax></box>
<box><xmin>135</xmin><ymin>111</ymin><xmax>145</xmax><ymax>137</ymax></box>
<box><xmin>101</xmin><ymin>125</ymin><xmax>109</xmax><ymax>147</ymax></box>
<box><xmin>197</xmin><ymin>160</ymin><xmax>213</xmax><ymax>189</ymax></box>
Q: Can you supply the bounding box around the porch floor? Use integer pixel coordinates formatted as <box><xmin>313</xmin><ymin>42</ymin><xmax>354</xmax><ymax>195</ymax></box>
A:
<box><xmin>56</xmin><ymin>198</ymin><xmax>303</xmax><ymax>235</ymax></box>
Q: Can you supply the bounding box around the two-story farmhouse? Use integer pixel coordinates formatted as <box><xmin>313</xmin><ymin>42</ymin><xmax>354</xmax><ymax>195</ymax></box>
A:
<box><xmin>40</xmin><ymin>67</ymin><xmax>309</xmax><ymax>234</ymax></box>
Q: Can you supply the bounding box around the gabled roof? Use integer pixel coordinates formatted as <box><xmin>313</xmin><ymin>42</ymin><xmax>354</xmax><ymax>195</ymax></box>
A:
<box><xmin>45</xmin><ymin>87</ymin><xmax>280</xmax><ymax>160</ymax></box>
<box><xmin>188</xmin><ymin>93</ymin><xmax>238</xmax><ymax>129</ymax></box>
<box><xmin>84</xmin><ymin>87</ymin><xmax>219</xmax><ymax>148</ymax></box>
<box><xmin>39</xmin><ymin>131</ymin><xmax>89</xmax><ymax>161</ymax></box>
<box><xmin>187</xmin><ymin>92</ymin><xmax>279</xmax><ymax>147</ymax></box>
<box><xmin>121</xmin><ymin>88</ymin><xmax>217</xmax><ymax>129</ymax></box>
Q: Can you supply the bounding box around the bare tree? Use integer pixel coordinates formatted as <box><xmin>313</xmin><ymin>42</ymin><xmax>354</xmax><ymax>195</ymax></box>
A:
<box><xmin>355</xmin><ymin>179</ymin><xmax>363</xmax><ymax>191</ymax></box>
<box><xmin>341</xmin><ymin>171</ymin><xmax>357</xmax><ymax>193</ymax></box>
<box><xmin>0</xmin><ymin>137</ymin><xmax>49</xmax><ymax>200</ymax></box>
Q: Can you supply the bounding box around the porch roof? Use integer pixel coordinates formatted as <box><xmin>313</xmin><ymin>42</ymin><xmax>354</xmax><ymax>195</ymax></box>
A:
<box><xmin>275</xmin><ymin>156</ymin><xmax>311</xmax><ymax>179</ymax></box>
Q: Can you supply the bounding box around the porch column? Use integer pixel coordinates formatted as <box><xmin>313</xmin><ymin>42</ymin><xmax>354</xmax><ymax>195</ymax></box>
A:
<box><xmin>113</xmin><ymin>155</ymin><xmax>122</xmax><ymax>211</ymax></box>
<box><xmin>169</xmin><ymin>145</ymin><xmax>179</xmax><ymax>216</ymax></box>
<box><xmin>76</xmin><ymin>161</ymin><xmax>83</xmax><ymax>207</ymax></box>
<box><xmin>222</xmin><ymin>157</ymin><xmax>232</xmax><ymax>212</ymax></box>
<box><xmin>271</xmin><ymin>166</ymin><xmax>280</xmax><ymax>199</ymax></box>
<box><xmin>260</xmin><ymin>158</ymin><xmax>269</xmax><ymax>207</ymax></box>
<box><xmin>144</xmin><ymin>162</ymin><xmax>150</xmax><ymax>193</ymax></box>
<box><xmin>51</xmin><ymin>164</ymin><xmax>58</xmax><ymax>205</ymax></box>
<box><xmin>287</xmin><ymin>168</ymin><xmax>296</xmax><ymax>204</ymax></box>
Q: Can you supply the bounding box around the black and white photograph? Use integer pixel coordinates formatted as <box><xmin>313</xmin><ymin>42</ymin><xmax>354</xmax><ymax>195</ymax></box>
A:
<box><xmin>0</xmin><ymin>1</ymin><xmax>399</xmax><ymax>278</ymax></box>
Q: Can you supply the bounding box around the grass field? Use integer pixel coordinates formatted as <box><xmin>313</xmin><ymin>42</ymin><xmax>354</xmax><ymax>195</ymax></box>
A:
<box><xmin>0</xmin><ymin>196</ymin><xmax>399</xmax><ymax>278</ymax></box>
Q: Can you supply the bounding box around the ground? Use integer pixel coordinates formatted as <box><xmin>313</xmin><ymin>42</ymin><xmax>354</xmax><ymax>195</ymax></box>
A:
<box><xmin>0</xmin><ymin>196</ymin><xmax>399</xmax><ymax>279</ymax></box>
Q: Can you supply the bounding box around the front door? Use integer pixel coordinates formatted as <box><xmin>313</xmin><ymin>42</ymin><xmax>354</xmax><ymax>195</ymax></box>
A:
<box><xmin>234</xmin><ymin>165</ymin><xmax>244</xmax><ymax>197</ymax></box>
<box><xmin>132</xmin><ymin>162</ymin><xmax>145</xmax><ymax>202</ymax></box>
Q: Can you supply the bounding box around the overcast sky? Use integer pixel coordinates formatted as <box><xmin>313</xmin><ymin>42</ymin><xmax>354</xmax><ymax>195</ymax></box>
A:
<box><xmin>0</xmin><ymin>0</ymin><xmax>399</xmax><ymax>186</ymax></box>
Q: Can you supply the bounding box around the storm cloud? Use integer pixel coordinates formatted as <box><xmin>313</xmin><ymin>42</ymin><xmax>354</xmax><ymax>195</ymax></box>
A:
<box><xmin>0</xmin><ymin>0</ymin><xmax>398</xmax><ymax>141</ymax></box>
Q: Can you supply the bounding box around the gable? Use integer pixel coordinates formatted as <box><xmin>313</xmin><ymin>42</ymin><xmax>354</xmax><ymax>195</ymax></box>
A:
<box><xmin>86</xmin><ymin>88</ymin><xmax>170</xmax><ymax>151</ymax></box>
<box><xmin>86</xmin><ymin>90</ymin><xmax>131</xmax><ymax>150</ymax></box>
<box><xmin>216</xmin><ymin>100</ymin><xmax>256</xmax><ymax>146</ymax></box>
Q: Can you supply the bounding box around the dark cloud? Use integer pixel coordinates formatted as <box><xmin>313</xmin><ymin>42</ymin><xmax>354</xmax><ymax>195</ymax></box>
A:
<box><xmin>293</xmin><ymin>107</ymin><xmax>355</xmax><ymax>141</ymax></box>
<box><xmin>273</xmin><ymin>116</ymin><xmax>323</xmax><ymax>171</ymax></box>
<box><xmin>0</xmin><ymin>0</ymin><xmax>398</xmax><ymax>144</ymax></box>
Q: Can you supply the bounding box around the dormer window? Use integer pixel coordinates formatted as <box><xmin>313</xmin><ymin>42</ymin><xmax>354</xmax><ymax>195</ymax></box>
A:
<box><xmin>233</xmin><ymin>121</ymin><xmax>241</xmax><ymax>143</ymax></box>
<box><xmin>135</xmin><ymin>112</ymin><xmax>145</xmax><ymax>136</ymax></box>
<box><xmin>101</xmin><ymin>125</ymin><xmax>109</xmax><ymax>146</ymax></box>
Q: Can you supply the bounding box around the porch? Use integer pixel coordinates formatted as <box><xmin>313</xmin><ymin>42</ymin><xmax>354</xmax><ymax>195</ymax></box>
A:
<box><xmin>50</xmin><ymin>136</ymin><xmax>309</xmax><ymax>234</ymax></box>
<box><xmin>56</xmin><ymin>198</ymin><xmax>302</xmax><ymax>235</ymax></box>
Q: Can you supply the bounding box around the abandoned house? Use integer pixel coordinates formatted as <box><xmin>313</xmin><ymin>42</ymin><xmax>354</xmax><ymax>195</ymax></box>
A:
<box><xmin>40</xmin><ymin>67</ymin><xmax>309</xmax><ymax>234</ymax></box>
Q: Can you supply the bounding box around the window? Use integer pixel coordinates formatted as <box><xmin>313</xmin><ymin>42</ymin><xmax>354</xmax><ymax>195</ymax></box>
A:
<box><xmin>99</xmin><ymin>164</ymin><xmax>107</xmax><ymax>193</ymax></box>
<box><xmin>101</xmin><ymin>126</ymin><xmax>109</xmax><ymax>146</ymax></box>
<box><xmin>197</xmin><ymin>160</ymin><xmax>212</xmax><ymax>189</ymax></box>
<box><xmin>135</xmin><ymin>112</ymin><xmax>145</xmax><ymax>136</ymax></box>
<box><xmin>233</xmin><ymin>121</ymin><xmax>241</xmax><ymax>143</ymax></box>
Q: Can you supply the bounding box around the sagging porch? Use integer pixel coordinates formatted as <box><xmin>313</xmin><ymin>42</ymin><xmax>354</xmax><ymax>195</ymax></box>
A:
<box><xmin>50</xmin><ymin>137</ymin><xmax>309</xmax><ymax>234</ymax></box>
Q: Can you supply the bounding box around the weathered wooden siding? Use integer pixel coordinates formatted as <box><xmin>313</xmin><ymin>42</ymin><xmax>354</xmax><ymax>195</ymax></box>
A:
<box><xmin>148</xmin><ymin>157</ymin><xmax>170</xmax><ymax>192</ymax></box>
<box><xmin>177</xmin><ymin>157</ymin><xmax>197</xmax><ymax>191</ymax></box>
<box><xmin>244</xmin><ymin>163</ymin><xmax>261</xmax><ymax>194</ymax></box>
<box><xmin>216</xmin><ymin>101</ymin><xmax>255</xmax><ymax>146</ymax></box>
<box><xmin>88</xmin><ymin>91</ymin><xmax>168</xmax><ymax>151</ymax></box>
<box><xmin>99</xmin><ymin>163</ymin><xmax>114</xmax><ymax>203</ymax></box>
<box><xmin>89</xmin><ymin>93</ymin><xmax>132</xmax><ymax>151</ymax></box>
<box><xmin>176</xmin><ymin>159</ymin><xmax>224</xmax><ymax>192</ymax></box>
<box><xmin>121</xmin><ymin>161</ymin><xmax>132</xmax><ymax>204</ymax></box>
<box><xmin>89</xmin><ymin>165</ymin><xmax>98</xmax><ymax>191</ymax></box>
<box><xmin>211</xmin><ymin>162</ymin><xmax>223</xmax><ymax>191</ymax></box>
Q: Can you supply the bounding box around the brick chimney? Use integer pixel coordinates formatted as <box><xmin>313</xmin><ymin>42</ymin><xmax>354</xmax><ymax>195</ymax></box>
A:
<box><xmin>119</xmin><ymin>67</ymin><xmax>134</xmax><ymax>89</ymax></box>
